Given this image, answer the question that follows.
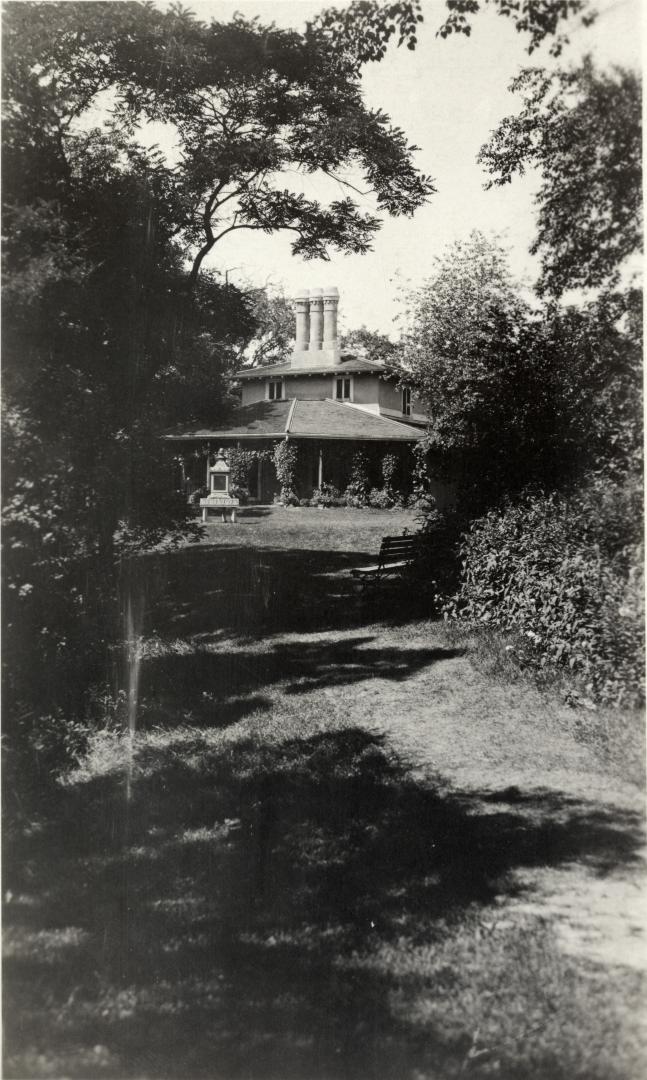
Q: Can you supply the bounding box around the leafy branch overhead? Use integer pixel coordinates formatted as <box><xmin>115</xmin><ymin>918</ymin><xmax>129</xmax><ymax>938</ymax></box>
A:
<box><xmin>316</xmin><ymin>0</ymin><xmax>596</xmax><ymax>61</ymax></box>
<box><xmin>479</xmin><ymin>59</ymin><xmax>642</xmax><ymax>296</ymax></box>
<box><xmin>3</xmin><ymin>3</ymin><xmax>435</xmax><ymax>292</ymax></box>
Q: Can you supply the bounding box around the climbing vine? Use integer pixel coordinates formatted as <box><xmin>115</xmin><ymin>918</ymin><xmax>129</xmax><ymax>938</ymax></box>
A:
<box><xmin>381</xmin><ymin>452</ymin><xmax>399</xmax><ymax>492</ymax></box>
<box><xmin>273</xmin><ymin>441</ymin><xmax>299</xmax><ymax>504</ymax></box>
<box><xmin>344</xmin><ymin>449</ymin><xmax>371</xmax><ymax>507</ymax></box>
<box><xmin>228</xmin><ymin>448</ymin><xmax>259</xmax><ymax>499</ymax></box>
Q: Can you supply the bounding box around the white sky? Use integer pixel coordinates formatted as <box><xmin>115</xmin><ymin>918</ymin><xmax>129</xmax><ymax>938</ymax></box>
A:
<box><xmin>166</xmin><ymin>0</ymin><xmax>642</xmax><ymax>334</ymax></box>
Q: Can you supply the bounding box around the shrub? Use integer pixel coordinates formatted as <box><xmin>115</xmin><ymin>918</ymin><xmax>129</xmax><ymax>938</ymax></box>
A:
<box><xmin>188</xmin><ymin>486</ymin><xmax>207</xmax><ymax>507</ymax></box>
<box><xmin>368</xmin><ymin>486</ymin><xmax>406</xmax><ymax>509</ymax></box>
<box><xmin>311</xmin><ymin>483</ymin><xmax>341</xmax><ymax>507</ymax></box>
<box><xmin>368</xmin><ymin>487</ymin><xmax>395</xmax><ymax>509</ymax></box>
<box><xmin>414</xmin><ymin>505</ymin><xmax>468</xmax><ymax>598</ymax></box>
<box><xmin>444</xmin><ymin>477</ymin><xmax>644</xmax><ymax>705</ymax></box>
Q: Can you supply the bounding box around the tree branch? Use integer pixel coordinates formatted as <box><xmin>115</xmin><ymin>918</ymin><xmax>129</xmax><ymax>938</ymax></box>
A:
<box><xmin>322</xmin><ymin>169</ymin><xmax>371</xmax><ymax>197</ymax></box>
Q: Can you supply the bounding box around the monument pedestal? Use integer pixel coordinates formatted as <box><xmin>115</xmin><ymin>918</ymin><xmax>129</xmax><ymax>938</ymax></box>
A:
<box><xmin>199</xmin><ymin>494</ymin><xmax>240</xmax><ymax>523</ymax></box>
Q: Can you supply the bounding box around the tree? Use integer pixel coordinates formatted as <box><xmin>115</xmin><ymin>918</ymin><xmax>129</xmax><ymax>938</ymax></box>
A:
<box><xmin>2</xmin><ymin>1</ymin><xmax>436</xmax><ymax>775</ymax></box>
<box><xmin>3</xmin><ymin>3</ymin><xmax>434</xmax><ymax>286</ymax></box>
<box><xmin>317</xmin><ymin>0</ymin><xmax>595</xmax><ymax>61</ymax></box>
<box><xmin>238</xmin><ymin>288</ymin><xmax>295</xmax><ymax>368</ymax></box>
<box><xmin>402</xmin><ymin>233</ymin><xmax>642</xmax><ymax>511</ymax></box>
<box><xmin>401</xmin><ymin>232</ymin><xmax>534</xmax><ymax>502</ymax></box>
<box><xmin>341</xmin><ymin>326</ymin><xmax>400</xmax><ymax>367</ymax></box>
<box><xmin>529</xmin><ymin>288</ymin><xmax>643</xmax><ymax>479</ymax></box>
<box><xmin>478</xmin><ymin>59</ymin><xmax>642</xmax><ymax>296</ymax></box>
<box><xmin>2</xmin><ymin>169</ymin><xmax>255</xmax><ymax>726</ymax></box>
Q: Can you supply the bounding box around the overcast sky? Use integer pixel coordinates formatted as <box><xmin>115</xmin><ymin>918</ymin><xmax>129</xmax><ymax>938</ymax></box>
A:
<box><xmin>173</xmin><ymin>0</ymin><xmax>641</xmax><ymax>334</ymax></box>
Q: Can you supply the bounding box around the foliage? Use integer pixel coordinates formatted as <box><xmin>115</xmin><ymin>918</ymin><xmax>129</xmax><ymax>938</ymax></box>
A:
<box><xmin>316</xmin><ymin>0</ymin><xmax>592</xmax><ymax>62</ymax></box>
<box><xmin>479</xmin><ymin>59</ymin><xmax>642</xmax><ymax>296</ymax></box>
<box><xmin>435</xmin><ymin>0</ymin><xmax>594</xmax><ymax>56</ymax></box>
<box><xmin>341</xmin><ymin>327</ymin><xmax>400</xmax><ymax>368</ymax></box>
<box><xmin>444</xmin><ymin>478</ymin><xmax>644</xmax><ymax>705</ymax></box>
<box><xmin>227</xmin><ymin>448</ymin><xmax>260</xmax><ymax>500</ymax></box>
<box><xmin>381</xmin><ymin>452</ymin><xmax>399</xmax><ymax>491</ymax></box>
<box><xmin>3</xmin><ymin>0</ymin><xmax>437</xmax><ymax>784</ymax></box>
<box><xmin>2</xmin><ymin>186</ymin><xmax>247</xmax><ymax>736</ymax></box>
<box><xmin>368</xmin><ymin>488</ymin><xmax>400</xmax><ymax>509</ymax></box>
<box><xmin>408</xmin><ymin>443</ymin><xmax>436</xmax><ymax>515</ymax></box>
<box><xmin>344</xmin><ymin>450</ymin><xmax>372</xmax><ymax>507</ymax></box>
<box><xmin>530</xmin><ymin>289</ymin><xmax>643</xmax><ymax>479</ymax></box>
<box><xmin>238</xmin><ymin>288</ymin><xmax>295</xmax><ymax>368</ymax></box>
<box><xmin>273</xmin><ymin>441</ymin><xmax>300</xmax><ymax>504</ymax></box>
<box><xmin>402</xmin><ymin>234</ymin><xmax>643</xmax><ymax>513</ymax></box>
<box><xmin>314</xmin><ymin>1</ymin><xmax>424</xmax><ymax>64</ymax></box>
<box><xmin>400</xmin><ymin>232</ymin><xmax>534</xmax><ymax>507</ymax></box>
<box><xmin>311</xmin><ymin>484</ymin><xmax>344</xmax><ymax>508</ymax></box>
<box><xmin>3</xmin><ymin>3</ymin><xmax>435</xmax><ymax>286</ymax></box>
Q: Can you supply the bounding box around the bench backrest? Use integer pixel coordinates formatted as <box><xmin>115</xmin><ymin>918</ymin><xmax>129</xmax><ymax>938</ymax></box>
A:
<box><xmin>378</xmin><ymin>534</ymin><xmax>419</xmax><ymax>566</ymax></box>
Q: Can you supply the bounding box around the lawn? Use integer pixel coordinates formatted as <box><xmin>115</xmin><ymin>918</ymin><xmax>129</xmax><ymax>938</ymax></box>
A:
<box><xmin>4</xmin><ymin>507</ymin><xmax>646</xmax><ymax>1079</ymax></box>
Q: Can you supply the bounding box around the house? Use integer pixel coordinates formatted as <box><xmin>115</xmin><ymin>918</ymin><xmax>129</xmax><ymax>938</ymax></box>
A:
<box><xmin>166</xmin><ymin>286</ymin><xmax>427</xmax><ymax>503</ymax></box>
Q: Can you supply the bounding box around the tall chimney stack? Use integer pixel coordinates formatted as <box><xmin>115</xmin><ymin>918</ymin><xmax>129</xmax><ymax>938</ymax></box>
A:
<box><xmin>290</xmin><ymin>285</ymin><xmax>340</xmax><ymax>367</ymax></box>
<box><xmin>323</xmin><ymin>286</ymin><xmax>340</xmax><ymax>361</ymax></box>
<box><xmin>294</xmin><ymin>289</ymin><xmax>310</xmax><ymax>352</ymax></box>
<box><xmin>308</xmin><ymin>288</ymin><xmax>324</xmax><ymax>352</ymax></box>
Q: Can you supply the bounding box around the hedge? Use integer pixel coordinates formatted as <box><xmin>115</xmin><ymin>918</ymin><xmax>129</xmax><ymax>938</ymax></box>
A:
<box><xmin>443</xmin><ymin>477</ymin><xmax>644</xmax><ymax>706</ymax></box>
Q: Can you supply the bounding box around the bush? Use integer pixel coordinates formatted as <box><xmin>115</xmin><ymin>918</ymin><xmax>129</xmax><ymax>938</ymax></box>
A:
<box><xmin>368</xmin><ymin>486</ymin><xmax>405</xmax><ymax>509</ymax></box>
<box><xmin>188</xmin><ymin>487</ymin><xmax>208</xmax><ymax>512</ymax></box>
<box><xmin>311</xmin><ymin>484</ymin><xmax>341</xmax><ymax>507</ymax></box>
<box><xmin>368</xmin><ymin>487</ymin><xmax>393</xmax><ymax>509</ymax></box>
<box><xmin>443</xmin><ymin>477</ymin><xmax>644</xmax><ymax>705</ymax></box>
<box><xmin>414</xmin><ymin>506</ymin><xmax>468</xmax><ymax>598</ymax></box>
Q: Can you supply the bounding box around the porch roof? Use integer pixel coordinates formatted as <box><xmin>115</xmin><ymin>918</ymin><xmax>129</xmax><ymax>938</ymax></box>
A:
<box><xmin>164</xmin><ymin>398</ymin><xmax>424</xmax><ymax>442</ymax></box>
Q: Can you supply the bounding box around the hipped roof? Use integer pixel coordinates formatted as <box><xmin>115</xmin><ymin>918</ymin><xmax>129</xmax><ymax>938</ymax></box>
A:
<box><xmin>164</xmin><ymin>398</ymin><xmax>424</xmax><ymax>442</ymax></box>
<box><xmin>234</xmin><ymin>356</ymin><xmax>391</xmax><ymax>379</ymax></box>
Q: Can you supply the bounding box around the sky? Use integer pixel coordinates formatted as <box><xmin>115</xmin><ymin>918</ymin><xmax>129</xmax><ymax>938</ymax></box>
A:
<box><xmin>162</xmin><ymin>0</ymin><xmax>642</xmax><ymax>335</ymax></box>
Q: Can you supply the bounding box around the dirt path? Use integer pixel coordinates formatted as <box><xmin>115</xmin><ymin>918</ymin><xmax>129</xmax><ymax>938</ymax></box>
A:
<box><xmin>272</xmin><ymin>622</ymin><xmax>646</xmax><ymax>973</ymax></box>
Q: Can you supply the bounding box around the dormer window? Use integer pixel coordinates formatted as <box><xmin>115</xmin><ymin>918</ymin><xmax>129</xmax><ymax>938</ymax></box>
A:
<box><xmin>334</xmin><ymin>376</ymin><xmax>352</xmax><ymax>401</ymax></box>
<box><xmin>268</xmin><ymin>378</ymin><xmax>284</xmax><ymax>401</ymax></box>
<box><xmin>402</xmin><ymin>388</ymin><xmax>411</xmax><ymax>416</ymax></box>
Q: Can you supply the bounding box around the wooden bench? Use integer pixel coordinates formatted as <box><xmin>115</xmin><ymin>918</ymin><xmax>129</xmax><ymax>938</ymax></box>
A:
<box><xmin>351</xmin><ymin>532</ymin><xmax>420</xmax><ymax>592</ymax></box>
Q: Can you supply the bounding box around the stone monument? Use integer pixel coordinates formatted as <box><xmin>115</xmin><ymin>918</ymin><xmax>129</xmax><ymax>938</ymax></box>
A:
<box><xmin>199</xmin><ymin>449</ymin><xmax>240</xmax><ymax>522</ymax></box>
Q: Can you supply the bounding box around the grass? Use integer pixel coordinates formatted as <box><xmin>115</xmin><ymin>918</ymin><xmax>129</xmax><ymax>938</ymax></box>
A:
<box><xmin>441</xmin><ymin>621</ymin><xmax>645</xmax><ymax>784</ymax></box>
<box><xmin>4</xmin><ymin>506</ymin><xmax>646</xmax><ymax>1079</ymax></box>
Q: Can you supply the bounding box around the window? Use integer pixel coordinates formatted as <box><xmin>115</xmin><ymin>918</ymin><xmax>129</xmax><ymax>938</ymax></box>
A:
<box><xmin>402</xmin><ymin>387</ymin><xmax>411</xmax><ymax>416</ymax></box>
<box><xmin>268</xmin><ymin>378</ymin><xmax>284</xmax><ymax>400</ymax></box>
<box><xmin>335</xmin><ymin>376</ymin><xmax>352</xmax><ymax>401</ymax></box>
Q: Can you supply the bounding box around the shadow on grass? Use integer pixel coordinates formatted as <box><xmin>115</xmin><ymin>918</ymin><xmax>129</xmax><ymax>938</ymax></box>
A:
<box><xmin>137</xmin><ymin>543</ymin><xmax>432</xmax><ymax>640</ymax></box>
<box><xmin>5</xmin><ymin>728</ymin><xmax>644</xmax><ymax>1079</ymax></box>
<box><xmin>135</xmin><ymin>636</ymin><xmax>462</xmax><ymax>729</ymax></box>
